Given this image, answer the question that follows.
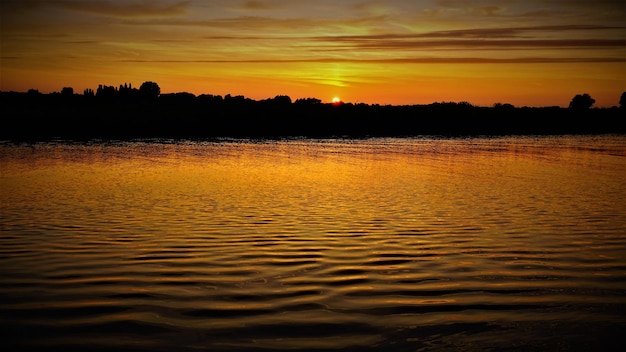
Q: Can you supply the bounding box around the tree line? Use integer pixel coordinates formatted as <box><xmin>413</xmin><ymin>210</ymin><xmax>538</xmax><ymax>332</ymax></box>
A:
<box><xmin>1</xmin><ymin>81</ymin><xmax>624</xmax><ymax>140</ymax></box>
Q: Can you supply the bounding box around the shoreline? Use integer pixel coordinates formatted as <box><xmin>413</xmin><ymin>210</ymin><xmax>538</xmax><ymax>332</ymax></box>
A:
<box><xmin>2</xmin><ymin>91</ymin><xmax>624</xmax><ymax>140</ymax></box>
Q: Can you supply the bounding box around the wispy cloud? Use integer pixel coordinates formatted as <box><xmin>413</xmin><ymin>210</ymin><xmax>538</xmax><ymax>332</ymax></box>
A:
<box><xmin>315</xmin><ymin>37</ymin><xmax>625</xmax><ymax>50</ymax></box>
<box><xmin>309</xmin><ymin>25</ymin><xmax>625</xmax><ymax>52</ymax></box>
<box><xmin>239</xmin><ymin>1</ymin><xmax>282</xmax><ymax>11</ymax></box>
<box><xmin>109</xmin><ymin>22</ymin><xmax>624</xmax><ymax>65</ymax></box>
<box><xmin>435</xmin><ymin>0</ymin><xmax>513</xmax><ymax>17</ymax></box>
<box><xmin>2</xmin><ymin>0</ymin><xmax>191</xmax><ymax>18</ymax></box>
<box><xmin>64</xmin><ymin>0</ymin><xmax>190</xmax><ymax>18</ymax></box>
<box><xmin>118</xmin><ymin>56</ymin><xmax>624</xmax><ymax>64</ymax></box>
<box><xmin>117</xmin><ymin>14</ymin><xmax>391</xmax><ymax>33</ymax></box>
<box><xmin>186</xmin><ymin>24</ymin><xmax>624</xmax><ymax>51</ymax></box>
<box><xmin>412</xmin><ymin>25</ymin><xmax>624</xmax><ymax>38</ymax></box>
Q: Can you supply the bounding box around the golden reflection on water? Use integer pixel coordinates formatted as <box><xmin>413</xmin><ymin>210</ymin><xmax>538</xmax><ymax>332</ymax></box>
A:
<box><xmin>1</xmin><ymin>136</ymin><xmax>625</xmax><ymax>351</ymax></box>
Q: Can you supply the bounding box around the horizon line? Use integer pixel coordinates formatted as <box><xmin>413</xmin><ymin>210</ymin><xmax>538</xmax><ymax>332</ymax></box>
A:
<box><xmin>2</xmin><ymin>89</ymin><xmax>622</xmax><ymax>109</ymax></box>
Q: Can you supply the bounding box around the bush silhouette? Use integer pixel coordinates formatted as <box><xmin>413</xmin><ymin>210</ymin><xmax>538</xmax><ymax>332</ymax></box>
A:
<box><xmin>139</xmin><ymin>81</ymin><xmax>160</xmax><ymax>100</ymax></box>
<box><xmin>569</xmin><ymin>93</ymin><xmax>595</xmax><ymax>110</ymax></box>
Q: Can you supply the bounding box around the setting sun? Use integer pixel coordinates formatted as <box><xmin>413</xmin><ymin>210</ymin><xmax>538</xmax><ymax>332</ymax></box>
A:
<box><xmin>332</xmin><ymin>97</ymin><xmax>341</xmax><ymax>104</ymax></box>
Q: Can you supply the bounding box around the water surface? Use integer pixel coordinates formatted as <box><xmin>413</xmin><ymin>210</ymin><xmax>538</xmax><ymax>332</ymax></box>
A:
<box><xmin>1</xmin><ymin>136</ymin><xmax>625</xmax><ymax>351</ymax></box>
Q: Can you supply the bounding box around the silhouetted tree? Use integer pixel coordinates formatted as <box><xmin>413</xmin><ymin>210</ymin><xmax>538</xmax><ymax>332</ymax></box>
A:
<box><xmin>139</xmin><ymin>81</ymin><xmax>160</xmax><ymax>100</ymax></box>
<box><xmin>61</xmin><ymin>87</ymin><xmax>74</xmax><ymax>96</ymax></box>
<box><xmin>160</xmin><ymin>92</ymin><xmax>196</xmax><ymax>105</ymax></box>
<box><xmin>619</xmin><ymin>92</ymin><xmax>626</xmax><ymax>109</ymax></box>
<box><xmin>494</xmin><ymin>102</ymin><xmax>515</xmax><ymax>109</ymax></box>
<box><xmin>84</xmin><ymin>88</ymin><xmax>94</xmax><ymax>97</ymax></box>
<box><xmin>96</xmin><ymin>84</ymin><xmax>117</xmax><ymax>99</ymax></box>
<box><xmin>295</xmin><ymin>98</ymin><xmax>321</xmax><ymax>105</ymax></box>
<box><xmin>273</xmin><ymin>95</ymin><xmax>292</xmax><ymax>105</ymax></box>
<box><xmin>224</xmin><ymin>94</ymin><xmax>251</xmax><ymax>105</ymax></box>
<box><xmin>117</xmin><ymin>83</ymin><xmax>139</xmax><ymax>101</ymax></box>
<box><xmin>197</xmin><ymin>94</ymin><xmax>223</xmax><ymax>105</ymax></box>
<box><xmin>569</xmin><ymin>93</ymin><xmax>595</xmax><ymax>110</ymax></box>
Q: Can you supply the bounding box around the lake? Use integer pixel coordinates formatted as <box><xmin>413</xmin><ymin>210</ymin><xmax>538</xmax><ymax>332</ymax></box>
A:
<box><xmin>1</xmin><ymin>135</ymin><xmax>625</xmax><ymax>351</ymax></box>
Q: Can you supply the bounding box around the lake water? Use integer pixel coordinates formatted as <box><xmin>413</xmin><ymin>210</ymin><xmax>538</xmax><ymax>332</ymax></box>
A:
<box><xmin>1</xmin><ymin>135</ymin><xmax>625</xmax><ymax>351</ymax></box>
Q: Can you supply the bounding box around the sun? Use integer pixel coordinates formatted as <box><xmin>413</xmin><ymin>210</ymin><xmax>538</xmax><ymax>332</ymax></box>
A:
<box><xmin>332</xmin><ymin>97</ymin><xmax>341</xmax><ymax>103</ymax></box>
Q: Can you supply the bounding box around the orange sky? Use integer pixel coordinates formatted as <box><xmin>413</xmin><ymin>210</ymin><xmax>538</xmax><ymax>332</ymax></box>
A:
<box><xmin>1</xmin><ymin>0</ymin><xmax>624</xmax><ymax>107</ymax></box>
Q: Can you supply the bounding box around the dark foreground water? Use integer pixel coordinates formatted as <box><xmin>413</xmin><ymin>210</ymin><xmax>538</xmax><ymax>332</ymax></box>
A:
<box><xmin>1</xmin><ymin>135</ymin><xmax>625</xmax><ymax>351</ymax></box>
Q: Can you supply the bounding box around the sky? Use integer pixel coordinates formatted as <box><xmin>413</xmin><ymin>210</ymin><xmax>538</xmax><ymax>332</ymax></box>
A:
<box><xmin>1</xmin><ymin>0</ymin><xmax>624</xmax><ymax>107</ymax></box>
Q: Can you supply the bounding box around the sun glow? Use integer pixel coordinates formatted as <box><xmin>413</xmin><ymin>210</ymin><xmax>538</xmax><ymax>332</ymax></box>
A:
<box><xmin>332</xmin><ymin>97</ymin><xmax>341</xmax><ymax>103</ymax></box>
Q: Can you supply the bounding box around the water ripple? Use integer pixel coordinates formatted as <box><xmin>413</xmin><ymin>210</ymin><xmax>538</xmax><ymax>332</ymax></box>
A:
<box><xmin>1</xmin><ymin>136</ymin><xmax>625</xmax><ymax>351</ymax></box>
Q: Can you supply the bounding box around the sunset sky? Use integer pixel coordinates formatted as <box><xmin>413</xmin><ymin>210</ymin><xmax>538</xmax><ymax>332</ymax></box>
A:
<box><xmin>1</xmin><ymin>0</ymin><xmax>624</xmax><ymax>107</ymax></box>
